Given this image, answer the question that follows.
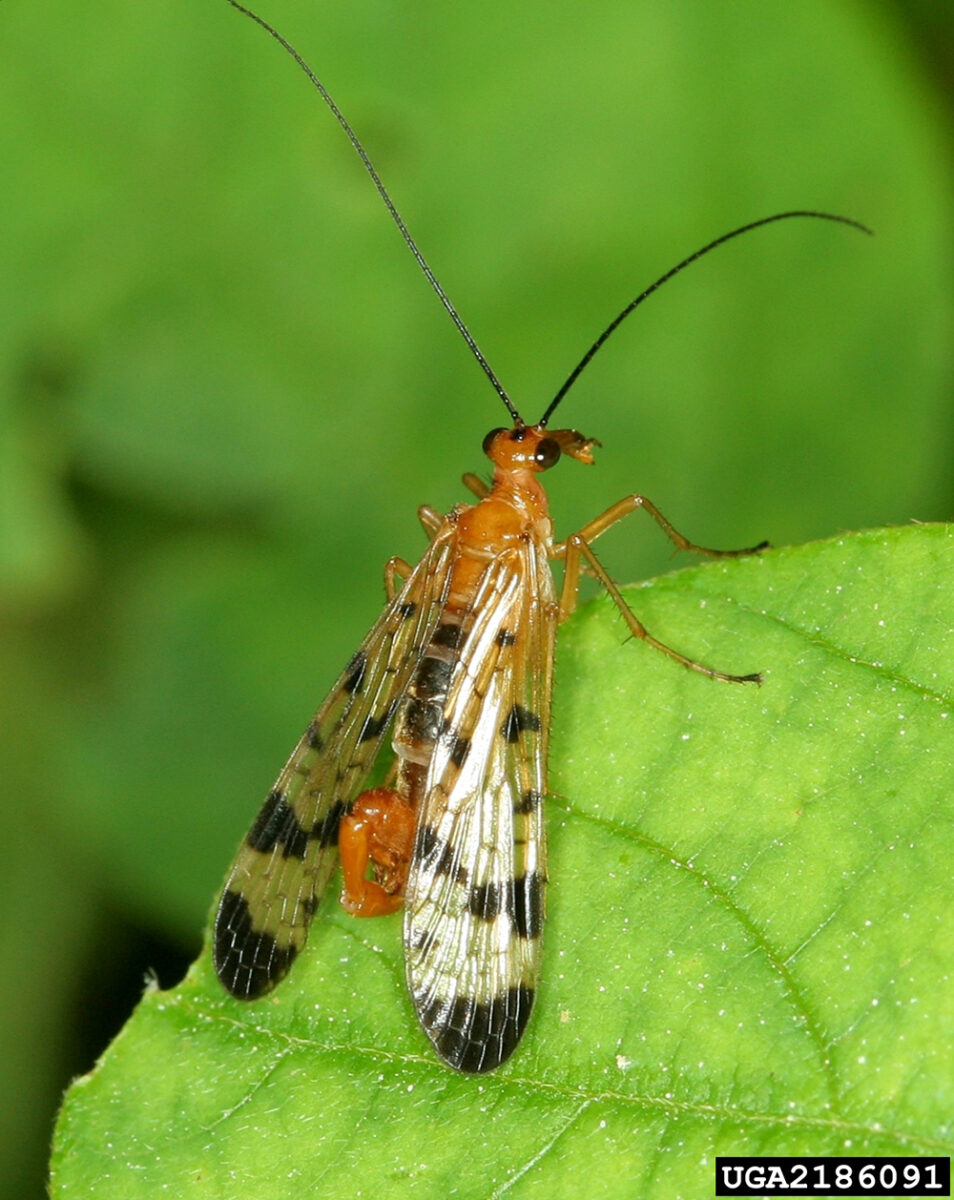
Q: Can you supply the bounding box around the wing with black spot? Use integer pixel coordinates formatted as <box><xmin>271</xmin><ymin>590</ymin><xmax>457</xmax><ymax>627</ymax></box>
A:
<box><xmin>403</xmin><ymin>541</ymin><xmax>555</xmax><ymax>1071</ymax></box>
<box><xmin>214</xmin><ymin>532</ymin><xmax>455</xmax><ymax>999</ymax></box>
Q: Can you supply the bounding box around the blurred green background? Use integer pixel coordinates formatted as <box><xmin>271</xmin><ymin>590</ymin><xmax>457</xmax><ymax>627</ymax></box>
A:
<box><xmin>2</xmin><ymin>1</ymin><xmax>953</xmax><ymax>1195</ymax></box>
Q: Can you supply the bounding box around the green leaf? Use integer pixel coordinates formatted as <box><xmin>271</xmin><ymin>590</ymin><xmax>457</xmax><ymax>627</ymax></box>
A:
<box><xmin>51</xmin><ymin>525</ymin><xmax>954</xmax><ymax>1197</ymax></box>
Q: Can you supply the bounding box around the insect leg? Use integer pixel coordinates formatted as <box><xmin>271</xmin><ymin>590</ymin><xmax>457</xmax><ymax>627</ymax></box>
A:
<box><xmin>385</xmin><ymin>557</ymin><xmax>414</xmax><ymax>601</ymax></box>
<box><xmin>339</xmin><ymin>787</ymin><xmax>416</xmax><ymax>916</ymax></box>
<box><xmin>418</xmin><ymin>505</ymin><xmax>444</xmax><ymax>538</ymax></box>
<box><xmin>555</xmin><ymin>494</ymin><xmax>768</xmax><ymax>559</ymax></box>
<box><xmin>560</xmin><ymin>533</ymin><xmax>761</xmax><ymax>684</ymax></box>
<box><xmin>461</xmin><ymin>471</ymin><xmax>490</xmax><ymax>499</ymax></box>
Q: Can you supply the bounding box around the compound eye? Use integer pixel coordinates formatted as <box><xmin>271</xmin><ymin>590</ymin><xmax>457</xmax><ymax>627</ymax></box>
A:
<box><xmin>482</xmin><ymin>427</ymin><xmax>506</xmax><ymax>456</ymax></box>
<box><xmin>534</xmin><ymin>436</ymin><xmax>562</xmax><ymax>470</ymax></box>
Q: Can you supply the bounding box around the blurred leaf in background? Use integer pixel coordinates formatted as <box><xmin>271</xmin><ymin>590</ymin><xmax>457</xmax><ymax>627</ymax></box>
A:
<box><xmin>0</xmin><ymin>0</ymin><xmax>952</xmax><ymax>1195</ymax></box>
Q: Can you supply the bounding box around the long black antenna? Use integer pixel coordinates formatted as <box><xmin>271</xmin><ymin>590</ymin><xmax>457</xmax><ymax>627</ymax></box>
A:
<box><xmin>225</xmin><ymin>0</ymin><xmax>522</xmax><ymax>423</ymax></box>
<box><xmin>538</xmin><ymin>210</ymin><xmax>873</xmax><ymax>428</ymax></box>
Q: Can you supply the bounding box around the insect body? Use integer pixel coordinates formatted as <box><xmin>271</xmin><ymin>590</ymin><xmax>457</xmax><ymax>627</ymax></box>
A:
<box><xmin>213</xmin><ymin>0</ymin><xmax>868</xmax><ymax>1072</ymax></box>
<box><xmin>218</xmin><ymin>425</ymin><xmax>583</xmax><ymax>1070</ymax></box>
<box><xmin>214</xmin><ymin>417</ymin><xmax>765</xmax><ymax>1071</ymax></box>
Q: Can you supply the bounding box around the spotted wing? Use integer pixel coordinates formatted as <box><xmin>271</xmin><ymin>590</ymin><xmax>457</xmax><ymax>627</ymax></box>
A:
<box><xmin>214</xmin><ymin>532</ymin><xmax>455</xmax><ymax>1000</ymax></box>
<box><xmin>404</xmin><ymin>539</ymin><xmax>556</xmax><ymax>1072</ymax></box>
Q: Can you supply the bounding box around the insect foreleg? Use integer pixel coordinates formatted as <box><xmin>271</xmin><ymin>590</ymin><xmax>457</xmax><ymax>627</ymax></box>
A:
<box><xmin>339</xmin><ymin>787</ymin><xmax>416</xmax><ymax>916</ymax></box>
<box><xmin>461</xmin><ymin>471</ymin><xmax>490</xmax><ymax>499</ymax></box>
<box><xmin>560</xmin><ymin>533</ymin><xmax>762</xmax><ymax>684</ymax></box>
<box><xmin>555</xmin><ymin>494</ymin><xmax>768</xmax><ymax>560</ymax></box>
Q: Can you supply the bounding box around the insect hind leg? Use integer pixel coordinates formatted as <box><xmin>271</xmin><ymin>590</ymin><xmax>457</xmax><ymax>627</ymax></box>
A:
<box><xmin>560</xmin><ymin>533</ymin><xmax>761</xmax><ymax>684</ymax></box>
